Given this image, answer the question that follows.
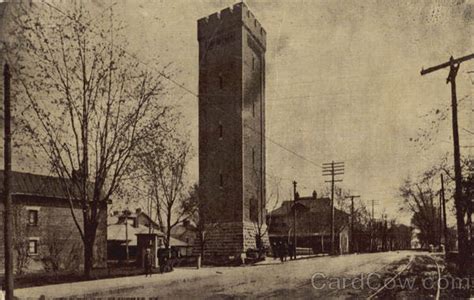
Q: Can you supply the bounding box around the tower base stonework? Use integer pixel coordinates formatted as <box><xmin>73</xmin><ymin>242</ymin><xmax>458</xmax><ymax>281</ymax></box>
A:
<box><xmin>203</xmin><ymin>222</ymin><xmax>244</xmax><ymax>258</ymax></box>
<box><xmin>203</xmin><ymin>221</ymin><xmax>269</xmax><ymax>261</ymax></box>
<box><xmin>243</xmin><ymin>221</ymin><xmax>269</xmax><ymax>251</ymax></box>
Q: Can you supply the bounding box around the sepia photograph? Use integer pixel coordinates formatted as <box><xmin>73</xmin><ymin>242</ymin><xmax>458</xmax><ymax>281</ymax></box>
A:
<box><xmin>0</xmin><ymin>0</ymin><xmax>473</xmax><ymax>298</ymax></box>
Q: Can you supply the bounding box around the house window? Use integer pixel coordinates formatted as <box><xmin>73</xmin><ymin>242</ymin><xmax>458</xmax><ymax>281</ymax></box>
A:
<box><xmin>27</xmin><ymin>209</ymin><xmax>38</xmax><ymax>226</ymax></box>
<box><xmin>28</xmin><ymin>239</ymin><xmax>38</xmax><ymax>255</ymax></box>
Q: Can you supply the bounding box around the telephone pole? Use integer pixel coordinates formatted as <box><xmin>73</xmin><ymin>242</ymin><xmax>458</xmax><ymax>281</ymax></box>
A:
<box><xmin>440</xmin><ymin>173</ymin><xmax>448</xmax><ymax>251</ymax></box>
<box><xmin>123</xmin><ymin>209</ymin><xmax>131</xmax><ymax>261</ymax></box>
<box><xmin>322</xmin><ymin>161</ymin><xmax>344</xmax><ymax>255</ymax></box>
<box><xmin>3</xmin><ymin>63</ymin><xmax>14</xmax><ymax>300</ymax></box>
<box><xmin>438</xmin><ymin>190</ymin><xmax>443</xmax><ymax>247</ymax></box>
<box><xmin>421</xmin><ymin>53</ymin><xmax>474</xmax><ymax>273</ymax></box>
<box><xmin>292</xmin><ymin>180</ymin><xmax>298</xmax><ymax>259</ymax></box>
<box><xmin>346</xmin><ymin>195</ymin><xmax>360</xmax><ymax>253</ymax></box>
<box><xmin>369</xmin><ymin>200</ymin><xmax>379</xmax><ymax>252</ymax></box>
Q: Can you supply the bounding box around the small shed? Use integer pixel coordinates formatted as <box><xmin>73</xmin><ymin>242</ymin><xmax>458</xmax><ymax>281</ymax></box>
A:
<box><xmin>136</xmin><ymin>233</ymin><xmax>164</xmax><ymax>268</ymax></box>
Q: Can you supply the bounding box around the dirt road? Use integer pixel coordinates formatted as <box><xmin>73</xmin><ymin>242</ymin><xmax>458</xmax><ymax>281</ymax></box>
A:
<box><xmin>110</xmin><ymin>251</ymin><xmax>422</xmax><ymax>299</ymax></box>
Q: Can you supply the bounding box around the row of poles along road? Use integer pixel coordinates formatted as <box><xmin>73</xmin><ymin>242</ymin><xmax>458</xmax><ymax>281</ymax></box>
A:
<box><xmin>292</xmin><ymin>161</ymin><xmax>380</xmax><ymax>256</ymax></box>
<box><xmin>290</xmin><ymin>50</ymin><xmax>474</xmax><ymax>257</ymax></box>
<box><xmin>301</xmin><ymin>167</ymin><xmax>448</xmax><ymax>255</ymax></box>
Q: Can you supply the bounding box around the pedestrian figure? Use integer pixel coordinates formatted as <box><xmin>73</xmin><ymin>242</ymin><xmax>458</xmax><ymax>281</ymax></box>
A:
<box><xmin>288</xmin><ymin>242</ymin><xmax>294</xmax><ymax>260</ymax></box>
<box><xmin>278</xmin><ymin>241</ymin><xmax>284</xmax><ymax>263</ymax></box>
<box><xmin>282</xmin><ymin>242</ymin><xmax>288</xmax><ymax>262</ymax></box>
<box><xmin>272</xmin><ymin>242</ymin><xmax>278</xmax><ymax>260</ymax></box>
<box><xmin>144</xmin><ymin>248</ymin><xmax>153</xmax><ymax>277</ymax></box>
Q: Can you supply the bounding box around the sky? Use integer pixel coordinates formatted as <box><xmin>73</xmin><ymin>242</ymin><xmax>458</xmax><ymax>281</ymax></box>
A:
<box><xmin>3</xmin><ymin>0</ymin><xmax>474</xmax><ymax>224</ymax></box>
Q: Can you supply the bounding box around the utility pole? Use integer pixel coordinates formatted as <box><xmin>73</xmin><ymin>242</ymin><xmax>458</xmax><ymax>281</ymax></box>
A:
<box><xmin>421</xmin><ymin>54</ymin><xmax>474</xmax><ymax>274</ymax></box>
<box><xmin>3</xmin><ymin>63</ymin><xmax>14</xmax><ymax>300</ymax></box>
<box><xmin>371</xmin><ymin>200</ymin><xmax>374</xmax><ymax>252</ymax></box>
<box><xmin>123</xmin><ymin>209</ymin><xmax>131</xmax><ymax>261</ymax></box>
<box><xmin>323</xmin><ymin>161</ymin><xmax>344</xmax><ymax>255</ymax></box>
<box><xmin>292</xmin><ymin>180</ymin><xmax>297</xmax><ymax>259</ymax></box>
<box><xmin>369</xmin><ymin>200</ymin><xmax>379</xmax><ymax>252</ymax></box>
<box><xmin>439</xmin><ymin>190</ymin><xmax>443</xmax><ymax>247</ymax></box>
<box><xmin>441</xmin><ymin>174</ymin><xmax>448</xmax><ymax>251</ymax></box>
<box><xmin>346</xmin><ymin>195</ymin><xmax>360</xmax><ymax>253</ymax></box>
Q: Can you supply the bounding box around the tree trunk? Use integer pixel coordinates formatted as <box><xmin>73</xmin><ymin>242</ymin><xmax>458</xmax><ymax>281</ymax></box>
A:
<box><xmin>166</xmin><ymin>209</ymin><xmax>172</xmax><ymax>252</ymax></box>
<box><xmin>84</xmin><ymin>241</ymin><xmax>93</xmax><ymax>278</ymax></box>
<box><xmin>83</xmin><ymin>225</ymin><xmax>96</xmax><ymax>279</ymax></box>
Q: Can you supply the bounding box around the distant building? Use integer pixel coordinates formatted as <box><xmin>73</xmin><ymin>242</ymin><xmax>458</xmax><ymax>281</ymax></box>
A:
<box><xmin>267</xmin><ymin>192</ymin><xmax>350</xmax><ymax>254</ymax></box>
<box><xmin>107</xmin><ymin>209</ymin><xmax>190</xmax><ymax>260</ymax></box>
<box><xmin>170</xmin><ymin>219</ymin><xmax>197</xmax><ymax>256</ymax></box>
<box><xmin>0</xmin><ymin>171</ymin><xmax>107</xmax><ymax>273</ymax></box>
<box><xmin>107</xmin><ymin>210</ymin><xmax>163</xmax><ymax>261</ymax></box>
<box><xmin>198</xmin><ymin>2</ymin><xmax>267</xmax><ymax>258</ymax></box>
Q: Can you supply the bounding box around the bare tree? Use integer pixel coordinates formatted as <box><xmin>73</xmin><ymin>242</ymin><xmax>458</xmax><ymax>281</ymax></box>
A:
<box><xmin>138</xmin><ymin>137</ymin><xmax>191</xmax><ymax>250</ymax></box>
<box><xmin>399</xmin><ymin>172</ymin><xmax>442</xmax><ymax>248</ymax></box>
<box><xmin>12</xmin><ymin>206</ymin><xmax>30</xmax><ymax>275</ymax></box>
<box><xmin>6</xmin><ymin>3</ymin><xmax>173</xmax><ymax>277</ymax></box>
<box><xmin>250</xmin><ymin>174</ymin><xmax>282</xmax><ymax>256</ymax></box>
<box><xmin>322</xmin><ymin>185</ymin><xmax>351</xmax><ymax>213</ymax></box>
<box><xmin>180</xmin><ymin>184</ymin><xmax>219</xmax><ymax>259</ymax></box>
<box><xmin>41</xmin><ymin>227</ymin><xmax>81</xmax><ymax>273</ymax></box>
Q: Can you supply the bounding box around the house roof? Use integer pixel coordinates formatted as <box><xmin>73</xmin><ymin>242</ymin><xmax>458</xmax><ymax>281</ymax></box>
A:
<box><xmin>107</xmin><ymin>223</ymin><xmax>165</xmax><ymax>246</ymax></box>
<box><xmin>268</xmin><ymin>197</ymin><xmax>349</xmax><ymax>236</ymax></box>
<box><xmin>110</xmin><ymin>209</ymin><xmax>161</xmax><ymax>230</ymax></box>
<box><xmin>107</xmin><ymin>216</ymin><xmax>189</xmax><ymax>247</ymax></box>
<box><xmin>0</xmin><ymin>171</ymin><xmax>75</xmax><ymax>199</ymax></box>
<box><xmin>170</xmin><ymin>223</ymin><xmax>197</xmax><ymax>236</ymax></box>
<box><xmin>135</xmin><ymin>211</ymin><xmax>160</xmax><ymax>228</ymax></box>
<box><xmin>269</xmin><ymin>197</ymin><xmax>331</xmax><ymax>216</ymax></box>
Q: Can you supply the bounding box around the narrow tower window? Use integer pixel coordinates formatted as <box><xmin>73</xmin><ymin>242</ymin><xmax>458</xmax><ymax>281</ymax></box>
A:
<box><xmin>252</xmin><ymin>99</ymin><xmax>255</xmax><ymax>117</ymax></box>
<box><xmin>219</xmin><ymin>123</ymin><xmax>223</xmax><ymax>139</ymax></box>
<box><xmin>219</xmin><ymin>75</ymin><xmax>223</xmax><ymax>89</ymax></box>
<box><xmin>252</xmin><ymin>56</ymin><xmax>255</xmax><ymax>70</ymax></box>
<box><xmin>252</xmin><ymin>148</ymin><xmax>255</xmax><ymax>167</ymax></box>
<box><xmin>219</xmin><ymin>173</ymin><xmax>224</xmax><ymax>188</ymax></box>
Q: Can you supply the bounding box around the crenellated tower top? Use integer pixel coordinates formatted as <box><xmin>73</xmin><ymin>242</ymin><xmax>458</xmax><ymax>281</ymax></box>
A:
<box><xmin>197</xmin><ymin>2</ymin><xmax>266</xmax><ymax>50</ymax></box>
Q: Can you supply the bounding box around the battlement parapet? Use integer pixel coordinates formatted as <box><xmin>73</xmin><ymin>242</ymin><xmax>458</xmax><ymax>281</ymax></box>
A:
<box><xmin>198</xmin><ymin>2</ymin><xmax>266</xmax><ymax>50</ymax></box>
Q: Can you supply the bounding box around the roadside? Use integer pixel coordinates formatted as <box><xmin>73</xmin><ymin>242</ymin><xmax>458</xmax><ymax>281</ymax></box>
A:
<box><xmin>254</xmin><ymin>253</ymin><xmax>328</xmax><ymax>266</ymax></box>
<box><xmin>14</xmin><ymin>253</ymin><xmax>324</xmax><ymax>298</ymax></box>
<box><xmin>335</xmin><ymin>253</ymin><xmax>472</xmax><ymax>299</ymax></box>
<box><xmin>14</xmin><ymin>267</ymin><xmax>222</xmax><ymax>299</ymax></box>
<box><xmin>109</xmin><ymin>251</ymin><xmax>416</xmax><ymax>299</ymax></box>
<box><xmin>18</xmin><ymin>251</ymin><xmax>462</xmax><ymax>299</ymax></box>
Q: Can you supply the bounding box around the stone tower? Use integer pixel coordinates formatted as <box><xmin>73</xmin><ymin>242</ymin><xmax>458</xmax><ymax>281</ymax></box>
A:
<box><xmin>197</xmin><ymin>2</ymin><xmax>266</xmax><ymax>258</ymax></box>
